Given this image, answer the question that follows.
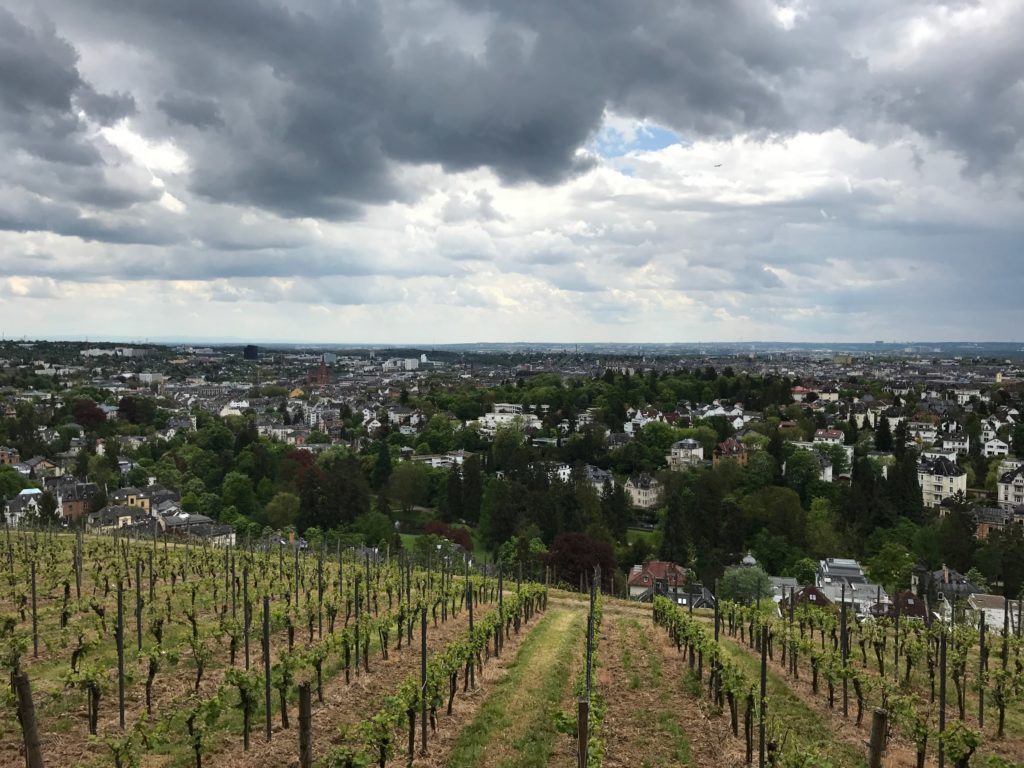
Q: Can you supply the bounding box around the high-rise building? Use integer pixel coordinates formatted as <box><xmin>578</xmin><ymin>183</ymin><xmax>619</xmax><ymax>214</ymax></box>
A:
<box><xmin>243</xmin><ymin>345</ymin><xmax>259</xmax><ymax>360</ymax></box>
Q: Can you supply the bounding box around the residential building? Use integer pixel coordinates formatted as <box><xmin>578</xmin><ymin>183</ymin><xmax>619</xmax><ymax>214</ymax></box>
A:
<box><xmin>86</xmin><ymin>505</ymin><xmax>149</xmax><ymax>531</ymax></box>
<box><xmin>712</xmin><ymin>437</ymin><xmax>748</xmax><ymax>467</ymax></box>
<box><xmin>43</xmin><ymin>476</ymin><xmax>99</xmax><ymax>521</ymax></box>
<box><xmin>625</xmin><ymin>474</ymin><xmax>662</xmax><ymax>509</ymax></box>
<box><xmin>666</xmin><ymin>438</ymin><xmax>704</xmax><ymax>470</ymax></box>
<box><xmin>973</xmin><ymin>506</ymin><xmax>1020</xmax><ymax>539</ymax></box>
<box><xmin>905</xmin><ymin>422</ymin><xmax>938</xmax><ymax>444</ymax></box>
<box><xmin>3</xmin><ymin>489</ymin><xmax>45</xmax><ymax>526</ymax></box>
<box><xmin>109</xmin><ymin>485</ymin><xmax>180</xmax><ymax>514</ymax></box>
<box><xmin>969</xmin><ymin>593</ymin><xmax>1024</xmax><ymax>632</ymax></box>
<box><xmin>869</xmin><ymin>591</ymin><xmax>928</xmax><ymax>620</ymax></box>
<box><xmin>929</xmin><ymin>566</ymin><xmax>981</xmax><ymax>603</ymax></box>
<box><xmin>942</xmin><ymin>434</ymin><xmax>970</xmax><ymax>456</ymax></box>
<box><xmin>627</xmin><ymin>560</ymin><xmax>689</xmax><ymax>602</ymax></box>
<box><xmin>22</xmin><ymin>456</ymin><xmax>60</xmax><ymax>478</ymax></box>
<box><xmin>307</xmin><ymin>363</ymin><xmax>330</xmax><ymax>388</ymax></box>
<box><xmin>918</xmin><ymin>456</ymin><xmax>967</xmax><ymax>508</ymax></box>
<box><xmin>816</xmin><ymin>558</ymin><xmax>867</xmax><ymax>588</ymax></box>
<box><xmin>997</xmin><ymin>465</ymin><xmax>1024</xmax><ymax>511</ymax></box>
<box><xmin>778</xmin><ymin>585</ymin><xmax>833</xmax><ymax>613</ymax></box>
<box><xmin>813</xmin><ymin>429</ymin><xmax>845</xmax><ymax>445</ymax></box>
<box><xmin>0</xmin><ymin>446</ymin><xmax>20</xmax><ymax>466</ymax></box>
<box><xmin>984</xmin><ymin>438</ymin><xmax>1009</xmax><ymax>458</ymax></box>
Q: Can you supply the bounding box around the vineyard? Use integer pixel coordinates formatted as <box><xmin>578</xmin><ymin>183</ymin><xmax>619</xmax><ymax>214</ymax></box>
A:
<box><xmin>3</xmin><ymin>529</ymin><xmax>1024</xmax><ymax>768</ymax></box>
<box><xmin>652</xmin><ymin>595</ymin><xmax>1024</xmax><ymax>768</ymax></box>
<box><xmin>0</xmin><ymin>527</ymin><xmax>549</xmax><ymax>768</ymax></box>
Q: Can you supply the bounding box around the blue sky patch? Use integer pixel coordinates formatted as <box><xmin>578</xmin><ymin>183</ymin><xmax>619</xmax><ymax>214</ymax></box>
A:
<box><xmin>589</xmin><ymin>122</ymin><xmax>684</xmax><ymax>158</ymax></box>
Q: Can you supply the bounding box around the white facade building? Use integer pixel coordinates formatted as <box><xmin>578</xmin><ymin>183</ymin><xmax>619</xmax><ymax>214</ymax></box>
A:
<box><xmin>919</xmin><ymin>457</ymin><xmax>968</xmax><ymax>508</ymax></box>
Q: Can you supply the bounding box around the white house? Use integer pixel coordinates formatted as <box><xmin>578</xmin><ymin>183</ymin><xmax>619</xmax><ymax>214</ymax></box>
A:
<box><xmin>969</xmin><ymin>593</ymin><xmax>1023</xmax><ymax>632</ymax></box>
<box><xmin>919</xmin><ymin>457</ymin><xmax>968</xmax><ymax>509</ymax></box>
<box><xmin>474</xmin><ymin>405</ymin><xmax>542</xmax><ymax>435</ymax></box>
<box><xmin>813</xmin><ymin>429</ymin><xmax>845</xmax><ymax>445</ymax></box>
<box><xmin>942</xmin><ymin>434</ymin><xmax>970</xmax><ymax>456</ymax></box>
<box><xmin>997</xmin><ymin>465</ymin><xmax>1024</xmax><ymax>511</ymax></box>
<box><xmin>984</xmin><ymin>438</ymin><xmax>1009</xmax><ymax>458</ymax></box>
<box><xmin>953</xmin><ymin>388</ymin><xmax>987</xmax><ymax>406</ymax></box>
<box><xmin>906</xmin><ymin>422</ymin><xmax>939</xmax><ymax>444</ymax></box>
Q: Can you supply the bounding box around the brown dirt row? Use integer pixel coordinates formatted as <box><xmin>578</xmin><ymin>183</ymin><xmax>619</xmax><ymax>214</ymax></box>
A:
<box><xmin>642</xmin><ymin>617</ymin><xmax>748</xmax><ymax>768</ymax></box>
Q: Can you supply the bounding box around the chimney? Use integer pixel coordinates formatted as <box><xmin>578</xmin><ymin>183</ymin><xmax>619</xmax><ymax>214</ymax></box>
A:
<box><xmin>942</xmin><ymin>564</ymin><xmax>949</xmax><ymax>584</ymax></box>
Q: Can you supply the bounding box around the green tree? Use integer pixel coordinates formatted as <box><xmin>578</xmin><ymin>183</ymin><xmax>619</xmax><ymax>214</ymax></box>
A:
<box><xmin>37</xmin><ymin>490</ymin><xmax>60</xmax><ymax>523</ymax></box>
<box><xmin>388</xmin><ymin>462</ymin><xmax>431</xmax><ymax>512</ymax></box>
<box><xmin>370</xmin><ymin>442</ymin><xmax>392</xmax><ymax>490</ymax></box>
<box><xmin>867</xmin><ymin>541</ymin><xmax>915</xmax><ymax>592</ymax></box>
<box><xmin>936</xmin><ymin>505</ymin><xmax>977</xmax><ymax>573</ymax></box>
<box><xmin>0</xmin><ymin>465</ymin><xmax>30</xmax><ymax>499</ymax></box>
<box><xmin>806</xmin><ymin>497</ymin><xmax>842</xmax><ymax>558</ymax></box>
<box><xmin>461</xmin><ymin>454</ymin><xmax>483</xmax><ymax>524</ymax></box>
<box><xmin>353</xmin><ymin>510</ymin><xmax>393</xmax><ymax>548</ymax></box>
<box><xmin>743</xmin><ymin>451</ymin><xmax>777</xmax><ymax>492</ymax></box>
<box><xmin>221</xmin><ymin>472</ymin><xmax>257</xmax><ymax>519</ymax></box>
<box><xmin>875</xmin><ymin>417</ymin><xmax>893</xmax><ymax>451</ymax></box>
<box><xmin>600</xmin><ymin>479</ymin><xmax>631</xmax><ymax>542</ymax></box>
<box><xmin>265</xmin><ymin>492</ymin><xmax>300</xmax><ymax>530</ymax></box>
<box><xmin>1012</xmin><ymin>422</ymin><xmax>1024</xmax><ymax>458</ymax></box>
<box><xmin>718</xmin><ymin>566</ymin><xmax>772</xmax><ymax>605</ymax></box>
<box><xmin>88</xmin><ymin>453</ymin><xmax>116</xmax><ymax>489</ymax></box>
<box><xmin>126</xmin><ymin>466</ymin><xmax>150</xmax><ymax>488</ymax></box>
<box><xmin>491</xmin><ymin>424</ymin><xmax>526</xmax><ymax>472</ymax></box>
<box><xmin>785</xmin><ymin>449</ymin><xmax>822</xmax><ymax>506</ymax></box>
<box><xmin>658</xmin><ymin>488</ymin><xmax>690</xmax><ymax>566</ymax></box>
<box><xmin>817</xmin><ymin>443</ymin><xmax>850</xmax><ymax>475</ymax></box>
<box><xmin>791</xmin><ymin>557</ymin><xmax>818</xmax><ymax>586</ymax></box>
<box><xmin>441</xmin><ymin>465</ymin><xmax>463</xmax><ymax>523</ymax></box>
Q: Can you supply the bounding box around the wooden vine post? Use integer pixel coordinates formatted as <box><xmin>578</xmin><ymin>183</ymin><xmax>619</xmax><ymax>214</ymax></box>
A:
<box><xmin>13</xmin><ymin>672</ymin><xmax>44</xmax><ymax>768</ymax></box>
<box><xmin>759</xmin><ymin>624</ymin><xmax>767</xmax><ymax>768</ymax></box>
<box><xmin>117</xmin><ymin>578</ymin><xmax>126</xmax><ymax>729</ymax></box>
<box><xmin>420</xmin><ymin>605</ymin><xmax>428</xmax><ymax>756</ymax></box>
<box><xmin>577</xmin><ymin>698</ymin><xmax>589</xmax><ymax>768</ymax></box>
<box><xmin>263</xmin><ymin>594</ymin><xmax>272</xmax><ymax>741</ymax></box>
<box><xmin>978</xmin><ymin>614</ymin><xmax>985</xmax><ymax>727</ymax></box>
<box><xmin>938</xmin><ymin>630</ymin><xmax>947</xmax><ymax>768</ymax></box>
<box><xmin>136</xmin><ymin>558</ymin><xmax>143</xmax><ymax>651</ymax></box>
<box><xmin>30</xmin><ymin>560</ymin><xmax>38</xmax><ymax>658</ymax></box>
<box><xmin>298</xmin><ymin>682</ymin><xmax>312</xmax><ymax>768</ymax></box>
<box><xmin>243</xmin><ymin>568</ymin><xmax>250</xmax><ymax>670</ymax></box>
<box><xmin>868</xmin><ymin>708</ymin><xmax>888</xmax><ymax>768</ymax></box>
<box><xmin>841</xmin><ymin>583</ymin><xmax>848</xmax><ymax>717</ymax></box>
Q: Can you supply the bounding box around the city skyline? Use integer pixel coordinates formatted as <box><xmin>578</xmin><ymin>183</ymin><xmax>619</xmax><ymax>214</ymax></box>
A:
<box><xmin>1</xmin><ymin>1</ymin><xmax>1022</xmax><ymax>342</ymax></box>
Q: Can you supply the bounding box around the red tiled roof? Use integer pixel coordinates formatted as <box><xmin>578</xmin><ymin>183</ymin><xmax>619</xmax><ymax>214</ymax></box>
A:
<box><xmin>627</xmin><ymin>560</ymin><xmax>687</xmax><ymax>587</ymax></box>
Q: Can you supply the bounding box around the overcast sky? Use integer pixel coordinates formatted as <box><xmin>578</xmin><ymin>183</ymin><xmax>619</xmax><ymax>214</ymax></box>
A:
<box><xmin>1</xmin><ymin>0</ymin><xmax>1022</xmax><ymax>343</ymax></box>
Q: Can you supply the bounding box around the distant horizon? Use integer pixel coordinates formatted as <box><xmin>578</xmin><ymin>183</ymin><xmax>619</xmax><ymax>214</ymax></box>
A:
<box><xmin>3</xmin><ymin>336</ymin><xmax>1024</xmax><ymax>350</ymax></box>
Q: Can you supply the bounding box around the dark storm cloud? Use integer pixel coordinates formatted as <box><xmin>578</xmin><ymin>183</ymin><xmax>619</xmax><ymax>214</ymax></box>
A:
<box><xmin>4</xmin><ymin>0</ymin><xmax>854</xmax><ymax>221</ymax></box>
<box><xmin>156</xmin><ymin>94</ymin><xmax>224</xmax><ymax>130</ymax></box>
<box><xmin>2</xmin><ymin>0</ymin><xmax>1022</xmax><ymax>243</ymax></box>
<box><xmin>75</xmin><ymin>84</ymin><xmax>136</xmax><ymax>125</ymax></box>
<box><xmin>0</xmin><ymin>8</ymin><xmax>136</xmax><ymax>162</ymax></box>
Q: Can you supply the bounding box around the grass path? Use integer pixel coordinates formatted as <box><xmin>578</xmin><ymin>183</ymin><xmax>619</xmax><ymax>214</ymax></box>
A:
<box><xmin>446</xmin><ymin>607</ymin><xmax>583</xmax><ymax>768</ymax></box>
<box><xmin>717</xmin><ymin>637</ymin><xmax>868</xmax><ymax>768</ymax></box>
